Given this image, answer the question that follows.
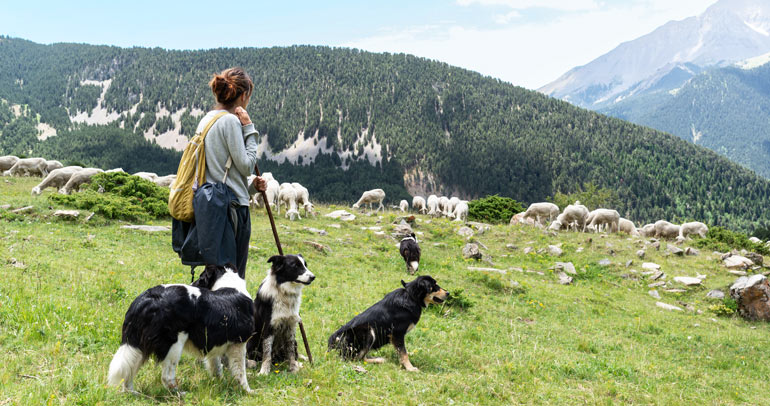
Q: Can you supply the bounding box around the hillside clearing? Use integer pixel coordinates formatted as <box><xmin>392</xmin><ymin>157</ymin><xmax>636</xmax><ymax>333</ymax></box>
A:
<box><xmin>0</xmin><ymin>176</ymin><xmax>768</xmax><ymax>405</ymax></box>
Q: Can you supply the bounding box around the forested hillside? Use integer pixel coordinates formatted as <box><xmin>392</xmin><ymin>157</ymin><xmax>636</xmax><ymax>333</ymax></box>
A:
<box><xmin>602</xmin><ymin>63</ymin><xmax>770</xmax><ymax>178</ymax></box>
<box><xmin>1</xmin><ymin>37</ymin><xmax>770</xmax><ymax>231</ymax></box>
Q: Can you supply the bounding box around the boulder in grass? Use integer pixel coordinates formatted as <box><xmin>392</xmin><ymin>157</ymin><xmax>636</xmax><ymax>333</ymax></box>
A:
<box><xmin>706</xmin><ymin>290</ymin><xmax>725</xmax><ymax>300</ymax></box>
<box><xmin>462</xmin><ymin>243</ymin><xmax>482</xmax><ymax>260</ymax></box>
<box><xmin>685</xmin><ymin>247</ymin><xmax>699</xmax><ymax>256</ymax></box>
<box><xmin>637</xmin><ymin>250</ymin><xmax>645</xmax><ymax>259</ymax></box>
<box><xmin>745</xmin><ymin>252</ymin><xmax>764</xmax><ymax>267</ymax></box>
<box><xmin>668</xmin><ymin>246</ymin><xmax>684</xmax><ymax>256</ymax></box>
<box><xmin>642</xmin><ymin>262</ymin><xmax>661</xmax><ymax>271</ymax></box>
<box><xmin>54</xmin><ymin>210</ymin><xmax>80</xmax><ymax>219</ymax></box>
<box><xmin>730</xmin><ymin>275</ymin><xmax>770</xmax><ymax>321</ymax></box>
<box><xmin>724</xmin><ymin>255</ymin><xmax>754</xmax><ymax>270</ymax></box>
<box><xmin>674</xmin><ymin>276</ymin><xmax>702</xmax><ymax>286</ymax></box>
<box><xmin>656</xmin><ymin>302</ymin><xmax>683</xmax><ymax>311</ymax></box>
<box><xmin>558</xmin><ymin>272</ymin><xmax>573</xmax><ymax>285</ymax></box>
<box><xmin>457</xmin><ymin>226</ymin><xmax>474</xmax><ymax>238</ymax></box>
<box><xmin>547</xmin><ymin>245</ymin><xmax>563</xmax><ymax>256</ymax></box>
<box><xmin>554</xmin><ymin>262</ymin><xmax>576</xmax><ymax>275</ymax></box>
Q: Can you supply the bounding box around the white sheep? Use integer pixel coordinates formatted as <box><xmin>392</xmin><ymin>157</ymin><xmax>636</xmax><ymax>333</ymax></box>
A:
<box><xmin>653</xmin><ymin>220</ymin><xmax>680</xmax><ymax>240</ymax></box>
<box><xmin>426</xmin><ymin>195</ymin><xmax>440</xmax><ymax>217</ymax></box>
<box><xmin>679</xmin><ymin>221</ymin><xmax>708</xmax><ymax>239</ymax></box>
<box><xmin>585</xmin><ymin>209</ymin><xmax>620</xmax><ymax>233</ymax></box>
<box><xmin>261</xmin><ymin>172</ymin><xmax>275</xmax><ymax>183</ymax></box>
<box><xmin>399</xmin><ymin>200</ymin><xmax>409</xmax><ymax>212</ymax></box>
<box><xmin>45</xmin><ymin>160</ymin><xmax>63</xmax><ymax>173</ymax></box>
<box><xmin>132</xmin><ymin>172</ymin><xmax>158</xmax><ymax>182</ymax></box>
<box><xmin>510</xmin><ymin>211</ymin><xmax>536</xmax><ymax>226</ymax></box>
<box><xmin>353</xmin><ymin>188</ymin><xmax>386</xmax><ymax>213</ymax></box>
<box><xmin>31</xmin><ymin>166</ymin><xmax>83</xmax><ymax>195</ymax></box>
<box><xmin>749</xmin><ymin>237</ymin><xmax>762</xmax><ymax>244</ymax></box>
<box><xmin>291</xmin><ymin>182</ymin><xmax>315</xmax><ymax>218</ymax></box>
<box><xmin>264</xmin><ymin>179</ymin><xmax>280</xmax><ymax>211</ymax></box>
<box><xmin>278</xmin><ymin>182</ymin><xmax>300</xmax><ymax>220</ymax></box>
<box><xmin>153</xmin><ymin>174</ymin><xmax>177</xmax><ymax>188</ymax></box>
<box><xmin>452</xmin><ymin>200</ymin><xmax>469</xmax><ymax>222</ymax></box>
<box><xmin>3</xmin><ymin>157</ymin><xmax>49</xmax><ymax>177</ymax></box>
<box><xmin>447</xmin><ymin>197</ymin><xmax>460</xmax><ymax>216</ymax></box>
<box><xmin>550</xmin><ymin>202</ymin><xmax>589</xmax><ymax>232</ymax></box>
<box><xmin>412</xmin><ymin>196</ymin><xmax>427</xmax><ymax>214</ymax></box>
<box><xmin>438</xmin><ymin>196</ymin><xmax>450</xmax><ymax>216</ymax></box>
<box><xmin>523</xmin><ymin>202</ymin><xmax>560</xmax><ymax>225</ymax></box>
<box><xmin>0</xmin><ymin>155</ymin><xmax>19</xmax><ymax>172</ymax></box>
<box><xmin>639</xmin><ymin>223</ymin><xmax>656</xmax><ymax>237</ymax></box>
<box><xmin>618</xmin><ymin>217</ymin><xmax>640</xmax><ymax>236</ymax></box>
<box><xmin>59</xmin><ymin>168</ymin><xmax>104</xmax><ymax>195</ymax></box>
<box><xmin>105</xmin><ymin>168</ymin><xmax>125</xmax><ymax>173</ymax></box>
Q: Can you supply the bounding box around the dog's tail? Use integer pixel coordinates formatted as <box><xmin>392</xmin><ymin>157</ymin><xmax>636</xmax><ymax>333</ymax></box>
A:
<box><xmin>107</xmin><ymin>344</ymin><xmax>145</xmax><ymax>390</ymax></box>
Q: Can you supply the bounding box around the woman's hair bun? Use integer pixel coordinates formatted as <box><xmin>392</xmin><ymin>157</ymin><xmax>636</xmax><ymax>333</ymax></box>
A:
<box><xmin>209</xmin><ymin>67</ymin><xmax>253</xmax><ymax>106</ymax></box>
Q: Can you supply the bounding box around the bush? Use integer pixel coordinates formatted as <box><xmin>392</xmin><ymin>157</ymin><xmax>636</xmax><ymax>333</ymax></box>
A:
<box><xmin>693</xmin><ymin>226</ymin><xmax>769</xmax><ymax>255</ymax></box>
<box><xmin>468</xmin><ymin>195</ymin><xmax>524</xmax><ymax>224</ymax></box>
<box><xmin>48</xmin><ymin>172</ymin><xmax>170</xmax><ymax>220</ymax></box>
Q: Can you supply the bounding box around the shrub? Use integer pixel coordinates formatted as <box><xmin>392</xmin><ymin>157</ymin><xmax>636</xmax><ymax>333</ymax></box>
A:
<box><xmin>693</xmin><ymin>226</ymin><xmax>769</xmax><ymax>255</ymax></box>
<box><xmin>468</xmin><ymin>195</ymin><xmax>524</xmax><ymax>224</ymax></box>
<box><xmin>48</xmin><ymin>172</ymin><xmax>170</xmax><ymax>220</ymax></box>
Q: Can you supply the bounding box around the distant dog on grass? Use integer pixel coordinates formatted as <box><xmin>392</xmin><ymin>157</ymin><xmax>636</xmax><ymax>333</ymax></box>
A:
<box><xmin>399</xmin><ymin>233</ymin><xmax>421</xmax><ymax>274</ymax></box>
<box><xmin>107</xmin><ymin>264</ymin><xmax>255</xmax><ymax>394</ymax></box>
<box><xmin>247</xmin><ymin>254</ymin><xmax>315</xmax><ymax>374</ymax></box>
<box><xmin>328</xmin><ymin>276</ymin><xmax>448</xmax><ymax>371</ymax></box>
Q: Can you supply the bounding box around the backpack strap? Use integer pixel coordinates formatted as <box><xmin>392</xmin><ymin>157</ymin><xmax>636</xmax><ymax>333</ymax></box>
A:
<box><xmin>223</xmin><ymin>156</ymin><xmax>232</xmax><ymax>183</ymax></box>
<box><xmin>192</xmin><ymin>111</ymin><xmax>229</xmax><ymax>189</ymax></box>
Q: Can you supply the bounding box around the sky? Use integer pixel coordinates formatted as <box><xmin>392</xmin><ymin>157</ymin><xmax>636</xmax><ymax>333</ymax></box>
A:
<box><xmin>1</xmin><ymin>0</ymin><xmax>719</xmax><ymax>89</ymax></box>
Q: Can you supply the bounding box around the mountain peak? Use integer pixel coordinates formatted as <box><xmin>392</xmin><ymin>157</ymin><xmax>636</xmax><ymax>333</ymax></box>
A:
<box><xmin>540</xmin><ymin>0</ymin><xmax>770</xmax><ymax>108</ymax></box>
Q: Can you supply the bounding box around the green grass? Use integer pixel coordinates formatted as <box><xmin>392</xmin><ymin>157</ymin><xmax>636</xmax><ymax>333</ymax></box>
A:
<box><xmin>0</xmin><ymin>176</ymin><xmax>768</xmax><ymax>405</ymax></box>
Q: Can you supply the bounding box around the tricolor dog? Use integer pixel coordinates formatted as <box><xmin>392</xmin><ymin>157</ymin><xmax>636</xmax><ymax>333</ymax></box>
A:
<box><xmin>107</xmin><ymin>264</ymin><xmax>255</xmax><ymax>394</ymax></box>
<box><xmin>247</xmin><ymin>254</ymin><xmax>315</xmax><ymax>374</ymax></box>
<box><xmin>399</xmin><ymin>233</ymin><xmax>421</xmax><ymax>274</ymax></box>
<box><xmin>328</xmin><ymin>276</ymin><xmax>448</xmax><ymax>371</ymax></box>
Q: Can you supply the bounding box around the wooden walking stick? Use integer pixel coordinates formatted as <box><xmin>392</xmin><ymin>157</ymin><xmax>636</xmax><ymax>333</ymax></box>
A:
<box><xmin>253</xmin><ymin>163</ymin><xmax>313</xmax><ymax>365</ymax></box>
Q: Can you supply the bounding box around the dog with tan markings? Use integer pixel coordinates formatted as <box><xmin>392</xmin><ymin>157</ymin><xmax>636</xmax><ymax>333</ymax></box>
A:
<box><xmin>328</xmin><ymin>276</ymin><xmax>448</xmax><ymax>372</ymax></box>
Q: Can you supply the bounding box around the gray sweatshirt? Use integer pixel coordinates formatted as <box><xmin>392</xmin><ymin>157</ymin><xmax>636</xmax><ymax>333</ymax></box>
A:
<box><xmin>198</xmin><ymin>110</ymin><xmax>259</xmax><ymax>206</ymax></box>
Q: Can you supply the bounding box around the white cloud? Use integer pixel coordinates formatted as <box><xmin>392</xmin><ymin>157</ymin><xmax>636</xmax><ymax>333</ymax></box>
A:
<box><xmin>493</xmin><ymin>10</ymin><xmax>522</xmax><ymax>24</ymax></box>
<box><xmin>343</xmin><ymin>0</ymin><xmax>719</xmax><ymax>89</ymax></box>
<box><xmin>457</xmin><ymin>0</ymin><xmax>600</xmax><ymax>12</ymax></box>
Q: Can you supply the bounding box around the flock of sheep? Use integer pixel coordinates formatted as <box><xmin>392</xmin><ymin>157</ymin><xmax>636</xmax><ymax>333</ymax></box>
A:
<box><xmin>0</xmin><ymin>155</ymin><xmax>176</xmax><ymax>195</ymax></box>
<box><xmin>1</xmin><ymin>155</ymin><xmax>711</xmax><ymax>240</ymax></box>
<box><xmin>512</xmin><ymin>201</ymin><xmax>709</xmax><ymax>241</ymax></box>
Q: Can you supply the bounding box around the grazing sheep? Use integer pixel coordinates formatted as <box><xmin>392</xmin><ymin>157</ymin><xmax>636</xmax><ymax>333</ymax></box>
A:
<box><xmin>261</xmin><ymin>172</ymin><xmax>275</xmax><ymax>183</ymax></box>
<box><xmin>31</xmin><ymin>166</ymin><xmax>83</xmax><ymax>195</ymax></box>
<box><xmin>550</xmin><ymin>202</ymin><xmax>589</xmax><ymax>232</ymax></box>
<box><xmin>510</xmin><ymin>211</ymin><xmax>536</xmax><ymax>226</ymax></box>
<box><xmin>452</xmin><ymin>200</ymin><xmax>469</xmax><ymax>222</ymax></box>
<box><xmin>264</xmin><ymin>179</ymin><xmax>280</xmax><ymax>210</ymax></box>
<box><xmin>399</xmin><ymin>200</ymin><xmax>409</xmax><ymax>212</ymax></box>
<box><xmin>585</xmin><ymin>209</ymin><xmax>620</xmax><ymax>233</ymax></box>
<box><xmin>679</xmin><ymin>221</ymin><xmax>708</xmax><ymax>239</ymax></box>
<box><xmin>523</xmin><ymin>202</ymin><xmax>560</xmax><ymax>225</ymax></box>
<box><xmin>639</xmin><ymin>223</ymin><xmax>656</xmax><ymax>237</ymax></box>
<box><xmin>438</xmin><ymin>196</ymin><xmax>450</xmax><ymax>216</ymax></box>
<box><xmin>132</xmin><ymin>172</ymin><xmax>158</xmax><ymax>182</ymax></box>
<box><xmin>59</xmin><ymin>168</ymin><xmax>104</xmax><ymax>195</ymax></box>
<box><xmin>45</xmin><ymin>160</ymin><xmax>63</xmax><ymax>173</ymax></box>
<box><xmin>412</xmin><ymin>196</ymin><xmax>427</xmax><ymax>214</ymax></box>
<box><xmin>618</xmin><ymin>218</ymin><xmax>640</xmax><ymax>236</ymax></box>
<box><xmin>447</xmin><ymin>197</ymin><xmax>460</xmax><ymax>216</ymax></box>
<box><xmin>3</xmin><ymin>157</ymin><xmax>49</xmax><ymax>177</ymax></box>
<box><xmin>399</xmin><ymin>233</ymin><xmax>421</xmax><ymax>274</ymax></box>
<box><xmin>105</xmin><ymin>168</ymin><xmax>125</xmax><ymax>173</ymax></box>
<box><xmin>153</xmin><ymin>174</ymin><xmax>177</xmax><ymax>188</ymax></box>
<box><xmin>353</xmin><ymin>189</ymin><xmax>386</xmax><ymax>213</ymax></box>
<box><xmin>653</xmin><ymin>220</ymin><xmax>680</xmax><ymax>240</ymax></box>
<box><xmin>426</xmin><ymin>195</ymin><xmax>440</xmax><ymax>217</ymax></box>
<box><xmin>278</xmin><ymin>182</ymin><xmax>300</xmax><ymax>220</ymax></box>
<box><xmin>0</xmin><ymin>155</ymin><xmax>19</xmax><ymax>172</ymax></box>
<box><xmin>291</xmin><ymin>182</ymin><xmax>315</xmax><ymax>218</ymax></box>
<box><xmin>749</xmin><ymin>237</ymin><xmax>762</xmax><ymax>244</ymax></box>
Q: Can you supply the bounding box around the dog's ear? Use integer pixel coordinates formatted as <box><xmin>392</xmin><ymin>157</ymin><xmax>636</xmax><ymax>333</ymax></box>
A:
<box><xmin>191</xmin><ymin>266</ymin><xmax>215</xmax><ymax>289</ymax></box>
<box><xmin>401</xmin><ymin>279</ymin><xmax>407</xmax><ymax>288</ymax></box>
<box><xmin>418</xmin><ymin>277</ymin><xmax>435</xmax><ymax>296</ymax></box>
<box><xmin>267</xmin><ymin>255</ymin><xmax>285</xmax><ymax>270</ymax></box>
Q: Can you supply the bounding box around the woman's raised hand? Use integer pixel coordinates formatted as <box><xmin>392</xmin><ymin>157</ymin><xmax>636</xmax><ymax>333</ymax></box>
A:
<box><xmin>234</xmin><ymin>106</ymin><xmax>252</xmax><ymax>125</ymax></box>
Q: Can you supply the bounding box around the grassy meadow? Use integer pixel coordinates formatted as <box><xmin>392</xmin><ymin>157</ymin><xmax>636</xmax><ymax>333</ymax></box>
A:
<box><xmin>0</xmin><ymin>176</ymin><xmax>768</xmax><ymax>405</ymax></box>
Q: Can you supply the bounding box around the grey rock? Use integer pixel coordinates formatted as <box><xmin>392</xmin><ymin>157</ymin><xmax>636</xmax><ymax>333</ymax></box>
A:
<box><xmin>598</xmin><ymin>259</ymin><xmax>611</xmax><ymax>267</ymax></box>
<box><xmin>685</xmin><ymin>247</ymin><xmax>699</xmax><ymax>256</ymax></box>
<box><xmin>120</xmin><ymin>225</ymin><xmax>170</xmax><ymax>232</ymax></box>
<box><xmin>651</xmin><ymin>241</ymin><xmax>661</xmax><ymax>250</ymax></box>
<box><xmin>642</xmin><ymin>262</ymin><xmax>661</xmax><ymax>271</ymax></box>
<box><xmin>303</xmin><ymin>227</ymin><xmax>328</xmax><ymax>236</ymax></box>
<box><xmin>329</xmin><ymin>224</ymin><xmax>341</xmax><ymax>229</ymax></box>
<box><xmin>674</xmin><ymin>276</ymin><xmax>702</xmax><ymax>286</ymax></box>
<box><xmin>625</xmin><ymin>260</ymin><xmax>633</xmax><ymax>267</ymax></box>
<box><xmin>729</xmin><ymin>270</ymin><xmax>748</xmax><ymax>276</ymax></box>
<box><xmin>506</xmin><ymin>244</ymin><xmax>517</xmax><ymax>250</ymax></box>
<box><xmin>53</xmin><ymin>210</ymin><xmax>79</xmax><ymax>219</ymax></box>
<box><xmin>0</xmin><ymin>204</ymin><xmax>10</xmax><ymax>210</ymax></box>
<box><xmin>462</xmin><ymin>243</ymin><xmax>482</xmax><ymax>260</ymax></box>
<box><xmin>325</xmin><ymin>210</ymin><xmax>356</xmax><ymax>221</ymax></box>
<box><xmin>724</xmin><ymin>255</ymin><xmax>753</xmax><ymax>270</ymax></box>
<box><xmin>523</xmin><ymin>247</ymin><xmax>534</xmax><ymax>254</ymax></box>
<box><xmin>650</xmin><ymin>271</ymin><xmax>666</xmax><ymax>281</ymax></box>
<box><xmin>706</xmin><ymin>290</ymin><xmax>725</xmax><ymax>300</ymax></box>
<box><xmin>11</xmin><ymin>205</ymin><xmax>34</xmax><ymax>214</ymax></box>
<box><xmin>746</xmin><ymin>252</ymin><xmax>764</xmax><ymax>266</ymax></box>
<box><xmin>636</xmin><ymin>250</ymin><xmax>645</xmax><ymax>259</ymax></box>
<box><xmin>648</xmin><ymin>290</ymin><xmax>661</xmax><ymax>299</ymax></box>
<box><xmin>576</xmin><ymin>247</ymin><xmax>584</xmax><ymax>253</ymax></box>
<box><xmin>558</xmin><ymin>272</ymin><xmax>573</xmax><ymax>285</ymax></box>
<box><xmin>648</xmin><ymin>281</ymin><xmax>666</xmax><ymax>288</ymax></box>
<box><xmin>668</xmin><ymin>246</ymin><xmax>684</xmax><ymax>256</ymax></box>
<box><xmin>536</xmin><ymin>248</ymin><xmax>546</xmax><ymax>255</ymax></box>
<box><xmin>554</xmin><ymin>262</ymin><xmax>577</xmax><ymax>275</ymax></box>
<box><xmin>656</xmin><ymin>302</ymin><xmax>683</xmax><ymax>311</ymax></box>
<box><xmin>457</xmin><ymin>226</ymin><xmax>474</xmax><ymax>238</ymax></box>
<box><xmin>547</xmin><ymin>245</ymin><xmax>563</xmax><ymax>256</ymax></box>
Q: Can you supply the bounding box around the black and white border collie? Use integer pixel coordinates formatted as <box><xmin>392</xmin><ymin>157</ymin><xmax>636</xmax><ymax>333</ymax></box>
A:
<box><xmin>247</xmin><ymin>254</ymin><xmax>315</xmax><ymax>374</ymax></box>
<box><xmin>399</xmin><ymin>233</ymin><xmax>421</xmax><ymax>274</ymax></box>
<box><xmin>107</xmin><ymin>264</ymin><xmax>255</xmax><ymax>394</ymax></box>
<box><xmin>328</xmin><ymin>276</ymin><xmax>448</xmax><ymax>372</ymax></box>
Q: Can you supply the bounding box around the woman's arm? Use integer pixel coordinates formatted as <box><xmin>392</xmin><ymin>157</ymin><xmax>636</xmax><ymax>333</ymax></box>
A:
<box><xmin>222</xmin><ymin>115</ymin><xmax>258</xmax><ymax>178</ymax></box>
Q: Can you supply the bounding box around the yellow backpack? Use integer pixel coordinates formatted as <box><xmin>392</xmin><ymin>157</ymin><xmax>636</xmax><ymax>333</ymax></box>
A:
<box><xmin>168</xmin><ymin>111</ymin><xmax>229</xmax><ymax>222</ymax></box>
